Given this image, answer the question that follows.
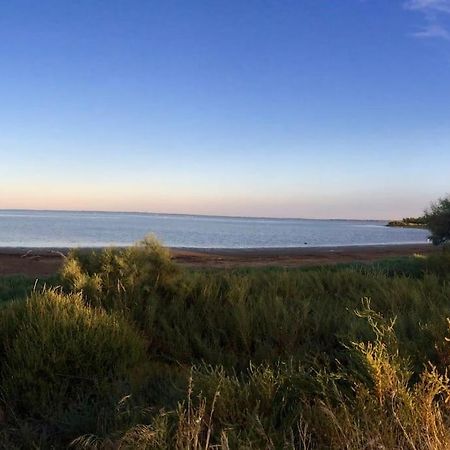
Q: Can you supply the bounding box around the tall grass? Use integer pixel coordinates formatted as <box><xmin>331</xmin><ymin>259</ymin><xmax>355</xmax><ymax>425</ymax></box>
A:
<box><xmin>0</xmin><ymin>290</ymin><xmax>145</xmax><ymax>445</ymax></box>
<box><xmin>0</xmin><ymin>237</ymin><xmax>450</xmax><ymax>448</ymax></box>
<box><xmin>0</xmin><ymin>275</ymin><xmax>57</xmax><ymax>304</ymax></box>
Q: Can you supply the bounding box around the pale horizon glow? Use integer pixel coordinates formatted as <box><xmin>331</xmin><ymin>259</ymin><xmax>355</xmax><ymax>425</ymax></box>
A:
<box><xmin>1</xmin><ymin>1</ymin><xmax>449</xmax><ymax>219</ymax></box>
<box><xmin>1</xmin><ymin>183</ymin><xmax>438</xmax><ymax>220</ymax></box>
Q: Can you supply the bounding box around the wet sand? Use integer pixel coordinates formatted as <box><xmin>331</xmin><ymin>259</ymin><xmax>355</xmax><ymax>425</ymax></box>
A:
<box><xmin>0</xmin><ymin>243</ymin><xmax>436</xmax><ymax>277</ymax></box>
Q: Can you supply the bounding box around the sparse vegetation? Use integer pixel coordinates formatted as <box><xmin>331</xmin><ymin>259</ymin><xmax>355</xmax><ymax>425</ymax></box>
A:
<box><xmin>1</xmin><ymin>237</ymin><xmax>450</xmax><ymax>448</ymax></box>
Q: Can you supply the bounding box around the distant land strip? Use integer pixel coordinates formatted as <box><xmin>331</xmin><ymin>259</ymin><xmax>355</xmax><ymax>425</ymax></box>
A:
<box><xmin>386</xmin><ymin>216</ymin><xmax>427</xmax><ymax>228</ymax></box>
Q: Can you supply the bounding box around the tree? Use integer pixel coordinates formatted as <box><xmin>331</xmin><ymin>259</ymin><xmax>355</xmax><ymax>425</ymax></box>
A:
<box><xmin>424</xmin><ymin>196</ymin><xmax>450</xmax><ymax>245</ymax></box>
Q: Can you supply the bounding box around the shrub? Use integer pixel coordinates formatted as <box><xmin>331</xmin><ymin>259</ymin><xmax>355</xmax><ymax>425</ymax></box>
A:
<box><xmin>62</xmin><ymin>235</ymin><xmax>181</xmax><ymax>315</ymax></box>
<box><xmin>0</xmin><ymin>289</ymin><xmax>145</xmax><ymax>438</ymax></box>
<box><xmin>425</xmin><ymin>196</ymin><xmax>450</xmax><ymax>245</ymax></box>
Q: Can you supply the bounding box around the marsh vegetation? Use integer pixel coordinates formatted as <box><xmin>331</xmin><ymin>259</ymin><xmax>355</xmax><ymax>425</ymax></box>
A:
<box><xmin>1</xmin><ymin>237</ymin><xmax>450</xmax><ymax>448</ymax></box>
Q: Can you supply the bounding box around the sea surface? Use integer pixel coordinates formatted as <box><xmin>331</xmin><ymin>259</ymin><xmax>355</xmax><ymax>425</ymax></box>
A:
<box><xmin>0</xmin><ymin>210</ymin><xmax>430</xmax><ymax>249</ymax></box>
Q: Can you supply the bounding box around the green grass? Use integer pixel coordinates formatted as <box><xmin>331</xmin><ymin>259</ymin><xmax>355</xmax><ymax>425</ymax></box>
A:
<box><xmin>0</xmin><ymin>290</ymin><xmax>145</xmax><ymax>444</ymax></box>
<box><xmin>0</xmin><ymin>275</ymin><xmax>59</xmax><ymax>304</ymax></box>
<box><xmin>1</xmin><ymin>237</ymin><xmax>450</xmax><ymax>448</ymax></box>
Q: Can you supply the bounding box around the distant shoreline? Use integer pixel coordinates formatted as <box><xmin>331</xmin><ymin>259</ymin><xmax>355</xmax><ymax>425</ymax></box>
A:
<box><xmin>0</xmin><ymin>208</ymin><xmax>391</xmax><ymax>222</ymax></box>
<box><xmin>386</xmin><ymin>218</ymin><xmax>427</xmax><ymax>229</ymax></box>
<box><xmin>0</xmin><ymin>243</ymin><xmax>436</xmax><ymax>276</ymax></box>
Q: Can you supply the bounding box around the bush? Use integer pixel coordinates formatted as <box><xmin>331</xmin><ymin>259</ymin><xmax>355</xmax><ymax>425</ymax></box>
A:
<box><xmin>62</xmin><ymin>235</ymin><xmax>181</xmax><ymax>315</ymax></box>
<box><xmin>0</xmin><ymin>290</ymin><xmax>145</xmax><ymax>439</ymax></box>
<box><xmin>425</xmin><ymin>196</ymin><xmax>450</xmax><ymax>245</ymax></box>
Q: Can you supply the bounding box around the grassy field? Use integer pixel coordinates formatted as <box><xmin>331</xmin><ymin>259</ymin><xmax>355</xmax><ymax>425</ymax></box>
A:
<box><xmin>1</xmin><ymin>237</ymin><xmax>450</xmax><ymax>449</ymax></box>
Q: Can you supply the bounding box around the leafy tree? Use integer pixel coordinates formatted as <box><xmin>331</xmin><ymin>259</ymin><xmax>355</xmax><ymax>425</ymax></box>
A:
<box><xmin>424</xmin><ymin>196</ymin><xmax>450</xmax><ymax>245</ymax></box>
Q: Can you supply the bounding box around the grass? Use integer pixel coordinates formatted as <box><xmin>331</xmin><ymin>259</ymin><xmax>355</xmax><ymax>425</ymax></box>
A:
<box><xmin>0</xmin><ymin>275</ymin><xmax>58</xmax><ymax>304</ymax></box>
<box><xmin>0</xmin><ymin>237</ymin><xmax>450</xmax><ymax>448</ymax></box>
<box><xmin>0</xmin><ymin>290</ymin><xmax>145</xmax><ymax>444</ymax></box>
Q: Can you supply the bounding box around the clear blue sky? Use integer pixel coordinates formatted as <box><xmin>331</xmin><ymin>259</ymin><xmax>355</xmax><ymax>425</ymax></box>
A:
<box><xmin>1</xmin><ymin>0</ymin><xmax>449</xmax><ymax>219</ymax></box>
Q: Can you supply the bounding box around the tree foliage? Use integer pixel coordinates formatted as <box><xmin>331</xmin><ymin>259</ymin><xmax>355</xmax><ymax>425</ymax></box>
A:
<box><xmin>425</xmin><ymin>196</ymin><xmax>450</xmax><ymax>245</ymax></box>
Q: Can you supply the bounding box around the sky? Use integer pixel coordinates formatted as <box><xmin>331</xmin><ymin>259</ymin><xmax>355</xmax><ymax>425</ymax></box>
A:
<box><xmin>1</xmin><ymin>0</ymin><xmax>449</xmax><ymax>220</ymax></box>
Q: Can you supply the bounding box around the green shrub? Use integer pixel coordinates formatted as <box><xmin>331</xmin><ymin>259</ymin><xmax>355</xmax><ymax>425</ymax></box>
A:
<box><xmin>0</xmin><ymin>289</ymin><xmax>145</xmax><ymax>439</ymax></box>
<box><xmin>62</xmin><ymin>235</ymin><xmax>181</xmax><ymax>315</ymax></box>
<box><xmin>425</xmin><ymin>196</ymin><xmax>450</xmax><ymax>245</ymax></box>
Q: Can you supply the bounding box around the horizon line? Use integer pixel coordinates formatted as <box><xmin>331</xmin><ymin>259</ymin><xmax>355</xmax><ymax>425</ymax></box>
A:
<box><xmin>0</xmin><ymin>207</ymin><xmax>390</xmax><ymax>222</ymax></box>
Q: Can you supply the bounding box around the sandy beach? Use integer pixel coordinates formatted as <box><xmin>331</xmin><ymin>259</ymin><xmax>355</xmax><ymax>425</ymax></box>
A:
<box><xmin>0</xmin><ymin>243</ymin><xmax>436</xmax><ymax>276</ymax></box>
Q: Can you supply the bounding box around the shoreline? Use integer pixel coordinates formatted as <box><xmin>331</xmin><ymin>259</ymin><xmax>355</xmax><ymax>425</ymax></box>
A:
<box><xmin>0</xmin><ymin>243</ymin><xmax>436</xmax><ymax>276</ymax></box>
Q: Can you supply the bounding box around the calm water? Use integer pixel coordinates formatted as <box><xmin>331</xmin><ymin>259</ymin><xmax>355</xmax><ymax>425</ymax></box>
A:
<box><xmin>0</xmin><ymin>210</ymin><xmax>430</xmax><ymax>248</ymax></box>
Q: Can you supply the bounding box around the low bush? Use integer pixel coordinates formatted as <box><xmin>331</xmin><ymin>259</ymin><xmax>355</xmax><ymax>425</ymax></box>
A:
<box><xmin>62</xmin><ymin>235</ymin><xmax>181</xmax><ymax>315</ymax></box>
<box><xmin>0</xmin><ymin>289</ymin><xmax>145</xmax><ymax>441</ymax></box>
